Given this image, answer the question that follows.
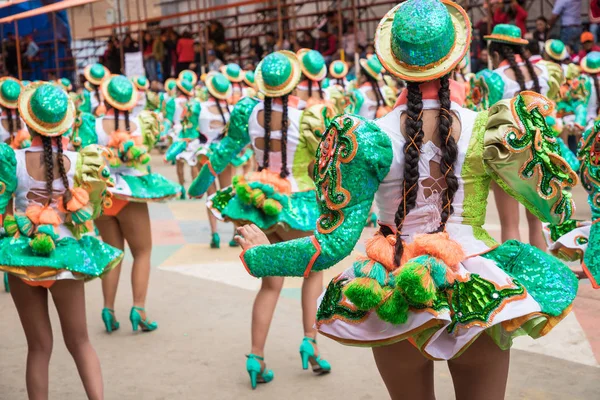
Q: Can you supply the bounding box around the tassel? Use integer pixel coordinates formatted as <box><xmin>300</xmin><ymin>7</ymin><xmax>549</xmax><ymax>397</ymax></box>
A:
<box><xmin>25</xmin><ymin>204</ymin><xmax>43</xmax><ymax>225</ymax></box>
<box><xmin>262</xmin><ymin>199</ymin><xmax>283</xmax><ymax>216</ymax></box>
<box><xmin>15</xmin><ymin>214</ymin><xmax>34</xmax><ymax>236</ymax></box>
<box><xmin>343</xmin><ymin>277</ymin><xmax>385</xmax><ymax>310</ymax></box>
<box><xmin>395</xmin><ymin>256</ymin><xmax>438</xmax><ymax>306</ymax></box>
<box><xmin>3</xmin><ymin>215</ymin><xmax>17</xmax><ymax>236</ymax></box>
<box><xmin>65</xmin><ymin>188</ymin><xmax>90</xmax><ymax>212</ymax></box>
<box><xmin>30</xmin><ymin>234</ymin><xmax>55</xmax><ymax>255</ymax></box>
<box><xmin>39</xmin><ymin>206</ymin><xmax>62</xmax><ymax>227</ymax></box>
<box><xmin>376</xmin><ymin>289</ymin><xmax>409</xmax><ymax>325</ymax></box>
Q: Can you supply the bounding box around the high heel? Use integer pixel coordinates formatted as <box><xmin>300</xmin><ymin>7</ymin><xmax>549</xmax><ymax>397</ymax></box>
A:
<box><xmin>299</xmin><ymin>337</ymin><xmax>331</xmax><ymax>374</ymax></box>
<box><xmin>3</xmin><ymin>273</ymin><xmax>9</xmax><ymax>293</ymax></box>
<box><xmin>246</xmin><ymin>354</ymin><xmax>274</xmax><ymax>390</ymax></box>
<box><xmin>101</xmin><ymin>308</ymin><xmax>120</xmax><ymax>333</ymax></box>
<box><xmin>229</xmin><ymin>238</ymin><xmax>239</xmax><ymax>247</ymax></box>
<box><xmin>210</xmin><ymin>232</ymin><xmax>220</xmax><ymax>249</ymax></box>
<box><xmin>129</xmin><ymin>307</ymin><xmax>158</xmax><ymax>332</ymax></box>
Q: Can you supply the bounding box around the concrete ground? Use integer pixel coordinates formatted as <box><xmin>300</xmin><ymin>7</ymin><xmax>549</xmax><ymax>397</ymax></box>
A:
<box><xmin>0</xmin><ymin>156</ymin><xmax>599</xmax><ymax>400</ymax></box>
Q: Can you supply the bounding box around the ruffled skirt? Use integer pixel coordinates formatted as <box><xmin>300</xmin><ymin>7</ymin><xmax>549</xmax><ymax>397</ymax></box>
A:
<box><xmin>110</xmin><ymin>173</ymin><xmax>182</xmax><ymax>202</ymax></box>
<box><xmin>315</xmin><ymin>238</ymin><xmax>578</xmax><ymax>359</ymax></box>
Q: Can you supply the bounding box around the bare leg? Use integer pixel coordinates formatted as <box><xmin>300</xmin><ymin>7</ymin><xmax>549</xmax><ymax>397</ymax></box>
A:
<box><xmin>50</xmin><ymin>280</ymin><xmax>103</xmax><ymax>400</ymax></box>
<box><xmin>447</xmin><ymin>334</ymin><xmax>510</xmax><ymax>400</ymax></box>
<box><xmin>96</xmin><ymin>216</ymin><xmax>125</xmax><ymax>313</ymax></box>
<box><xmin>301</xmin><ymin>271</ymin><xmax>323</xmax><ymax>340</ymax></box>
<box><xmin>492</xmin><ymin>183</ymin><xmax>521</xmax><ymax>242</ymax></box>
<box><xmin>218</xmin><ymin>166</ymin><xmax>236</xmax><ymax>244</ymax></box>
<box><xmin>191</xmin><ymin>165</ymin><xmax>199</xmax><ymax>180</ymax></box>
<box><xmin>372</xmin><ymin>340</ymin><xmax>435</xmax><ymax>400</ymax></box>
<box><xmin>206</xmin><ymin>183</ymin><xmax>218</xmax><ymax>234</ymax></box>
<box><xmin>526</xmin><ymin>210</ymin><xmax>546</xmax><ymax>250</ymax></box>
<box><xmin>176</xmin><ymin>159</ymin><xmax>185</xmax><ymax>187</ymax></box>
<box><xmin>8</xmin><ymin>276</ymin><xmax>53</xmax><ymax>400</ymax></box>
<box><xmin>117</xmin><ymin>202</ymin><xmax>153</xmax><ymax>316</ymax></box>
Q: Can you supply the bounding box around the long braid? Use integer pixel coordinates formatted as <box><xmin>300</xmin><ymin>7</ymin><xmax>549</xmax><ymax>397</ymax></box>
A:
<box><xmin>517</xmin><ymin>46</ymin><xmax>541</xmax><ymax>93</ymax></box>
<box><xmin>394</xmin><ymin>82</ymin><xmax>424</xmax><ymax>266</ymax></box>
<box><xmin>260</xmin><ymin>97</ymin><xmax>272</xmax><ymax>170</ymax></box>
<box><xmin>490</xmin><ymin>42</ymin><xmax>526</xmax><ymax>91</ymax></box>
<box><xmin>594</xmin><ymin>74</ymin><xmax>600</xmax><ymax>114</ymax></box>
<box><xmin>42</xmin><ymin>136</ymin><xmax>54</xmax><ymax>206</ymax></box>
<box><xmin>434</xmin><ymin>75</ymin><xmax>459</xmax><ymax>232</ymax></box>
<box><xmin>124</xmin><ymin>110</ymin><xmax>130</xmax><ymax>132</ymax></box>
<box><xmin>15</xmin><ymin>108</ymin><xmax>21</xmax><ymax>129</ymax></box>
<box><xmin>5</xmin><ymin>108</ymin><xmax>13</xmax><ymax>137</ymax></box>
<box><xmin>56</xmin><ymin>137</ymin><xmax>72</xmax><ymax>209</ymax></box>
<box><xmin>280</xmin><ymin>94</ymin><xmax>289</xmax><ymax>178</ymax></box>
<box><xmin>307</xmin><ymin>79</ymin><xmax>313</xmax><ymax>98</ymax></box>
<box><xmin>317</xmin><ymin>80</ymin><xmax>323</xmax><ymax>100</ymax></box>
<box><xmin>214</xmin><ymin>95</ymin><xmax>226</xmax><ymax>124</ymax></box>
<box><xmin>114</xmin><ymin>109</ymin><xmax>120</xmax><ymax>132</ymax></box>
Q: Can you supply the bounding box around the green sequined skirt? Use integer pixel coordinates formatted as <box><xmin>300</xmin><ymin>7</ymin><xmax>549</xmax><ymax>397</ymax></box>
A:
<box><xmin>111</xmin><ymin>173</ymin><xmax>182</xmax><ymax>202</ymax></box>
<box><xmin>0</xmin><ymin>235</ymin><xmax>123</xmax><ymax>281</ymax></box>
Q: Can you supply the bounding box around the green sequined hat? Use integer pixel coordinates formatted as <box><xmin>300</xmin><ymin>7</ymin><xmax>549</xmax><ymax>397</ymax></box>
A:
<box><xmin>205</xmin><ymin>72</ymin><xmax>233</xmax><ymax>100</ymax></box>
<box><xmin>18</xmin><ymin>81</ymin><xmax>75</xmax><ymax>137</ymax></box>
<box><xmin>297</xmin><ymin>48</ymin><xmax>327</xmax><ymax>82</ymax></box>
<box><xmin>132</xmin><ymin>75</ymin><xmax>150</xmax><ymax>91</ymax></box>
<box><xmin>84</xmin><ymin>63</ymin><xmax>110</xmax><ymax>86</ymax></box>
<box><xmin>581</xmin><ymin>51</ymin><xmax>600</xmax><ymax>75</ymax></box>
<box><xmin>375</xmin><ymin>0</ymin><xmax>472</xmax><ymax>82</ymax></box>
<box><xmin>0</xmin><ymin>77</ymin><xmax>23</xmax><ymax>109</ymax></box>
<box><xmin>178</xmin><ymin>69</ymin><xmax>198</xmax><ymax>86</ymax></box>
<box><xmin>176</xmin><ymin>77</ymin><xmax>195</xmax><ymax>96</ymax></box>
<box><xmin>243</xmin><ymin>70</ymin><xmax>256</xmax><ymax>88</ymax></box>
<box><xmin>544</xmin><ymin>39</ymin><xmax>568</xmax><ymax>62</ymax></box>
<box><xmin>329</xmin><ymin>60</ymin><xmax>349</xmax><ymax>79</ymax></box>
<box><xmin>100</xmin><ymin>74</ymin><xmax>138</xmax><ymax>111</ymax></box>
<box><xmin>57</xmin><ymin>78</ymin><xmax>72</xmax><ymax>92</ymax></box>
<box><xmin>255</xmin><ymin>50</ymin><xmax>302</xmax><ymax>97</ymax></box>
<box><xmin>359</xmin><ymin>55</ymin><xmax>384</xmax><ymax>80</ymax></box>
<box><xmin>165</xmin><ymin>78</ymin><xmax>177</xmax><ymax>95</ymax></box>
<box><xmin>221</xmin><ymin>63</ymin><xmax>245</xmax><ymax>83</ymax></box>
<box><xmin>485</xmin><ymin>23</ymin><xmax>527</xmax><ymax>46</ymax></box>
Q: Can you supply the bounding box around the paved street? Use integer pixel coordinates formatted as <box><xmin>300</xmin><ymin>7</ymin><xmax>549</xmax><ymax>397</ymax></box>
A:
<box><xmin>1</xmin><ymin>156</ymin><xmax>599</xmax><ymax>399</ymax></box>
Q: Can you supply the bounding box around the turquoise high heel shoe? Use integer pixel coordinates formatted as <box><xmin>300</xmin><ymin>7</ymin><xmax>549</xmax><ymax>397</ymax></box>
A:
<box><xmin>299</xmin><ymin>337</ymin><xmax>331</xmax><ymax>374</ymax></box>
<box><xmin>101</xmin><ymin>308</ymin><xmax>120</xmax><ymax>333</ymax></box>
<box><xmin>129</xmin><ymin>307</ymin><xmax>158</xmax><ymax>332</ymax></box>
<box><xmin>4</xmin><ymin>273</ymin><xmax>10</xmax><ymax>293</ymax></box>
<box><xmin>246</xmin><ymin>354</ymin><xmax>274</xmax><ymax>390</ymax></box>
<box><xmin>229</xmin><ymin>238</ymin><xmax>239</xmax><ymax>247</ymax></box>
<box><xmin>210</xmin><ymin>232</ymin><xmax>220</xmax><ymax>249</ymax></box>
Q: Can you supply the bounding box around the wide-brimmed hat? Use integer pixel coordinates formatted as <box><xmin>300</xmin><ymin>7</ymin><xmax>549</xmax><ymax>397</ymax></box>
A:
<box><xmin>178</xmin><ymin>69</ymin><xmax>198</xmax><ymax>86</ymax></box>
<box><xmin>544</xmin><ymin>39</ymin><xmax>568</xmax><ymax>61</ymax></box>
<box><xmin>359</xmin><ymin>55</ymin><xmax>384</xmax><ymax>80</ymax></box>
<box><xmin>56</xmin><ymin>78</ymin><xmax>72</xmax><ymax>92</ymax></box>
<box><xmin>100</xmin><ymin>74</ymin><xmax>138</xmax><ymax>111</ymax></box>
<box><xmin>165</xmin><ymin>78</ymin><xmax>177</xmax><ymax>95</ymax></box>
<box><xmin>297</xmin><ymin>49</ymin><xmax>327</xmax><ymax>81</ymax></box>
<box><xmin>243</xmin><ymin>70</ymin><xmax>256</xmax><ymax>87</ymax></box>
<box><xmin>581</xmin><ymin>52</ymin><xmax>600</xmax><ymax>75</ymax></box>
<box><xmin>376</xmin><ymin>0</ymin><xmax>472</xmax><ymax>82</ymax></box>
<box><xmin>255</xmin><ymin>51</ymin><xmax>302</xmax><ymax>97</ymax></box>
<box><xmin>84</xmin><ymin>63</ymin><xmax>110</xmax><ymax>86</ymax></box>
<box><xmin>221</xmin><ymin>63</ymin><xmax>245</xmax><ymax>83</ymax></box>
<box><xmin>18</xmin><ymin>81</ymin><xmax>75</xmax><ymax>137</ymax></box>
<box><xmin>205</xmin><ymin>72</ymin><xmax>233</xmax><ymax>100</ymax></box>
<box><xmin>485</xmin><ymin>23</ymin><xmax>527</xmax><ymax>46</ymax></box>
<box><xmin>0</xmin><ymin>77</ymin><xmax>23</xmax><ymax>109</ymax></box>
<box><xmin>329</xmin><ymin>60</ymin><xmax>348</xmax><ymax>79</ymax></box>
<box><xmin>132</xmin><ymin>75</ymin><xmax>149</xmax><ymax>91</ymax></box>
<box><xmin>176</xmin><ymin>77</ymin><xmax>195</xmax><ymax>96</ymax></box>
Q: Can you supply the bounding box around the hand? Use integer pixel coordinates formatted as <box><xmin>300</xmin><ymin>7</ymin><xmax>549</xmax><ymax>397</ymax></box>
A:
<box><xmin>235</xmin><ymin>224</ymin><xmax>271</xmax><ymax>250</ymax></box>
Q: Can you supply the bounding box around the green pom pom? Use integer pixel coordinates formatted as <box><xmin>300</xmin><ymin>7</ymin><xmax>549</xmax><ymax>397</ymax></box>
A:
<box><xmin>429</xmin><ymin>258</ymin><xmax>450</xmax><ymax>289</ymax></box>
<box><xmin>71</xmin><ymin>204</ymin><xmax>94</xmax><ymax>225</ymax></box>
<box><xmin>3</xmin><ymin>215</ymin><xmax>17</xmax><ymax>236</ymax></box>
<box><xmin>376</xmin><ymin>289</ymin><xmax>409</xmax><ymax>325</ymax></box>
<box><xmin>234</xmin><ymin>181</ymin><xmax>252</xmax><ymax>204</ymax></box>
<box><xmin>232</xmin><ymin>175</ymin><xmax>241</xmax><ymax>186</ymax></box>
<box><xmin>30</xmin><ymin>234</ymin><xmax>56</xmax><ymax>255</ymax></box>
<box><xmin>354</xmin><ymin>261</ymin><xmax>392</xmax><ymax>287</ymax></box>
<box><xmin>250</xmin><ymin>188</ymin><xmax>265</xmax><ymax>206</ymax></box>
<box><xmin>343</xmin><ymin>277</ymin><xmax>385</xmax><ymax>310</ymax></box>
<box><xmin>262</xmin><ymin>199</ymin><xmax>283</xmax><ymax>216</ymax></box>
<box><xmin>397</xmin><ymin>258</ymin><xmax>437</xmax><ymax>305</ymax></box>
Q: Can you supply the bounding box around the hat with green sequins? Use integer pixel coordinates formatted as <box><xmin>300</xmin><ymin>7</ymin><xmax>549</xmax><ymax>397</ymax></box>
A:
<box><xmin>359</xmin><ymin>55</ymin><xmax>384</xmax><ymax>80</ymax></box>
<box><xmin>297</xmin><ymin>48</ymin><xmax>327</xmax><ymax>82</ymax></box>
<box><xmin>132</xmin><ymin>75</ymin><xmax>150</xmax><ymax>91</ymax></box>
<box><xmin>581</xmin><ymin>52</ymin><xmax>600</xmax><ymax>75</ymax></box>
<box><xmin>243</xmin><ymin>70</ymin><xmax>256</xmax><ymax>88</ymax></box>
<box><xmin>255</xmin><ymin>50</ymin><xmax>302</xmax><ymax>97</ymax></box>
<box><xmin>485</xmin><ymin>24</ymin><xmax>527</xmax><ymax>46</ymax></box>
<box><xmin>84</xmin><ymin>63</ymin><xmax>110</xmax><ymax>86</ymax></box>
<box><xmin>165</xmin><ymin>78</ymin><xmax>177</xmax><ymax>95</ymax></box>
<box><xmin>100</xmin><ymin>74</ymin><xmax>138</xmax><ymax>111</ymax></box>
<box><xmin>205</xmin><ymin>72</ymin><xmax>233</xmax><ymax>100</ymax></box>
<box><xmin>56</xmin><ymin>78</ymin><xmax>72</xmax><ymax>92</ymax></box>
<box><xmin>375</xmin><ymin>0</ymin><xmax>471</xmax><ymax>82</ymax></box>
<box><xmin>176</xmin><ymin>77</ymin><xmax>195</xmax><ymax>96</ymax></box>
<box><xmin>329</xmin><ymin>60</ymin><xmax>349</xmax><ymax>79</ymax></box>
<box><xmin>544</xmin><ymin>39</ymin><xmax>568</xmax><ymax>62</ymax></box>
<box><xmin>18</xmin><ymin>81</ymin><xmax>75</xmax><ymax>137</ymax></box>
<box><xmin>0</xmin><ymin>77</ymin><xmax>23</xmax><ymax>109</ymax></box>
<box><xmin>178</xmin><ymin>69</ymin><xmax>198</xmax><ymax>86</ymax></box>
<box><xmin>221</xmin><ymin>63</ymin><xmax>245</xmax><ymax>83</ymax></box>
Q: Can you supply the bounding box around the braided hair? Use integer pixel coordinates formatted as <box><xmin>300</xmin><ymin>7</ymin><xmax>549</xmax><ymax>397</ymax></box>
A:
<box><xmin>593</xmin><ymin>74</ymin><xmax>600</xmax><ymax>114</ymax></box>
<box><xmin>4</xmin><ymin>107</ymin><xmax>13</xmax><ymax>140</ymax></box>
<box><xmin>55</xmin><ymin>137</ymin><xmax>72</xmax><ymax>208</ymax></box>
<box><xmin>91</xmin><ymin>83</ymin><xmax>102</xmax><ymax>114</ymax></box>
<box><xmin>42</xmin><ymin>136</ymin><xmax>54</xmax><ymax>206</ymax></box>
<box><xmin>260</xmin><ymin>97</ymin><xmax>272</xmax><ymax>171</ymax></box>
<box><xmin>361</xmin><ymin>66</ymin><xmax>384</xmax><ymax>119</ymax></box>
<box><xmin>213</xmin><ymin>95</ymin><xmax>227</xmax><ymax>124</ymax></box>
<box><xmin>489</xmin><ymin>41</ymin><xmax>541</xmax><ymax>93</ymax></box>
<box><xmin>260</xmin><ymin>95</ymin><xmax>290</xmax><ymax>178</ymax></box>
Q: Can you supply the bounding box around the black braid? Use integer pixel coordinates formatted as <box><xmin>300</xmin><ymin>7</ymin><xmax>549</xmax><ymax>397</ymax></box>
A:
<box><xmin>15</xmin><ymin>108</ymin><xmax>21</xmax><ymax>129</ymax></box>
<box><xmin>93</xmin><ymin>85</ymin><xmax>101</xmax><ymax>105</ymax></box>
<box><xmin>5</xmin><ymin>108</ymin><xmax>13</xmax><ymax>137</ymax></box>
<box><xmin>56</xmin><ymin>137</ymin><xmax>72</xmax><ymax>209</ymax></box>
<box><xmin>490</xmin><ymin>42</ymin><xmax>526</xmax><ymax>91</ymax></box>
<box><xmin>394</xmin><ymin>82</ymin><xmax>424</xmax><ymax>266</ymax></box>
<box><xmin>213</xmin><ymin>95</ymin><xmax>226</xmax><ymax>124</ymax></box>
<box><xmin>317</xmin><ymin>80</ymin><xmax>323</xmax><ymax>100</ymax></box>
<box><xmin>124</xmin><ymin>110</ymin><xmax>130</xmax><ymax>132</ymax></box>
<box><xmin>42</xmin><ymin>136</ymin><xmax>54</xmax><ymax>206</ymax></box>
<box><xmin>114</xmin><ymin>109</ymin><xmax>120</xmax><ymax>132</ymax></box>
<box><xmin>517</xmin><ymin>46</ymin><xmax>541</xmax><ymax>93</ymax></box>
<box><xmin>433</xmin><ymin>75</ymin><xmax>459</xmax><ymax>233</ymax></box>
<box><xmin>260</xmin><ymin>97</ymin><xmax>272</xmax><ymax>170</ymax></box>
<box><xmin>280</xmin><ymin>94</ymin><xmax>289</xmax><ymax>178</ymax></box>
<box><xmin>594</xmin><ymin>74</ymin><xmax>600</xmax><ymax>114</ymax></box>
<box><xmin>307</xmin><ymin>78</ymin><xmax>312</xmax><ymax>98</ymax></box>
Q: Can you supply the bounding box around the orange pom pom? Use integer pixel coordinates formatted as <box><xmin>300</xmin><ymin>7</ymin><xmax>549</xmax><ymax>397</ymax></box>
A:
<box><xmin>365</xmin><ymin>233</ymin><xmax>396</xmax><ymax>271</ymax></box>
<box><xmin>66</xmin><ymin>188</ymin><xmax>90</xmax><ymax>212</ymax></box>
<box><xmin>10</xmin><ymin>129</ymin><xmax>31</xmax><ymax>149</ymax></box>
<box><xmin>248</xmin><ymin>169</ymin><xmax>292</xmax><ymax>195</ymax></box>
<box><xmin>25</xmin><ymin>204</ymin><xmax>43</xmax><ymax>225</ymax></box>
<box><xmin>406</xmin><ymin>232</ymin><xmax>464</xmax><ymax>271</ymax></box>
<box><xmin>39</xmin><ymin>206</ymin><xmax>62</xmax><ymax>227</ymax></box>
<box><xmin>108</xmin><ymin>131</ymin><xmax>130</xmax><ymax>149</ymax></box>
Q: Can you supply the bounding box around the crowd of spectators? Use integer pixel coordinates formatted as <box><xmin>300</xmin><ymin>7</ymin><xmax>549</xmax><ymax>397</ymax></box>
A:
<box><xmin>2</xmin><ymin>33</ymin><xmax>40</xmax><ymax>79</ymax></box>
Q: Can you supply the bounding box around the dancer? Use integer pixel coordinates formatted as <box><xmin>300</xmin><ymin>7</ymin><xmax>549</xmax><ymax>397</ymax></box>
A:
<box><xmin>234</xmin><ymin>2</ymin><xmax>579</xmax><ymax>399</ymax></box>
<box><xmin>0</xmin><ymin>82</ymin><xmax>121</xmax><ymax>398</ymax></box>
<box><xmin>0</xmin><ymin>77</ymin><xmax>30</xmax><ymax>149</ymax></box>
<box><xmin>188</xmin><ymin>50</ymin><xmax>335</xmax><ymax>389</ymax></box>
<box><xmin>325</xmin><ymin>60</ymin><xmax>350</xmax><ymax>115</ymax></box>
<box><xmin>131</xmin><ymin>75</ymin><xmax>150</xmax><ymax>116</ymax></box>
<box><xmin>478</xmin><ymin>24</ymin><xmax>564</xmax><ymax>250</ymax></box>
<box><xmin>242</xmin><ymin>69</ymin><xmax>258</xmax><ymax>98</ymax></box>
<box><xmin>348</xmin><ymin>55</ymin><xmax>390</xmax><ymax>118</ymax></box>
<box><xmin>221</xmin><ymin>63</ymin><xmax>245</xmax><ymax>105</ymax></box>
<box><xmin>93</xmin><ymin>74</ymin><xmax>181</xmax><ymax>333</ymax></box>
<box><xmin>82</xmin><ymin>63</ymin><xmax>110</xmax><ymax>116</ymax></box>
<box><xmin>296</xmin><ymin>49</ymin><xmax>327</xmax><ymax>108</ymax></box>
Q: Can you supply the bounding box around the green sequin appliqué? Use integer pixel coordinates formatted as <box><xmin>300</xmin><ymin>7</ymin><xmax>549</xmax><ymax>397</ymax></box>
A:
<box><xmin>447</xmin><ymin>273</ymin><xmax>525</xmax><ymax>332</ymax></box>
<box><xmin>314</xmin><ymin>116</ymin><xmax>359</xmax><ymax>233</ymax></box>
<box><xmin>316</xmin><ymin>278</ymin><xmax>369</xmax><ymax>324</ymax></box>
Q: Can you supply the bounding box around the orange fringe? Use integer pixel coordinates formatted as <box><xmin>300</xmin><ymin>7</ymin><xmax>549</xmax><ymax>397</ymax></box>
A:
<box><xmin>66</xmin><ymin>188</ymin><xmax>90</xmax><ymax>212</ymax></box>
<box><xmin>409</xmin><ymin>233</ymin><xmax>464</xmax><ymax>271</ymax></box>
<box><xmin>25</xmin><ymin>204</ymin><xmax>42</xmax><ymax>225</ymax></box>
<box><xmin>108</xmin><ymin>131</ymin><xmax>131</xmax><ymax>149</ymax></box>
<box><xmin>10</xmin><ymin>129</ymin><xmax>31</xmax><ymax>149</ymax></box>
<box><xmin>248</xmin><ymin>169</ymin><xmax>292</xmax><ymax>195</ymax></box>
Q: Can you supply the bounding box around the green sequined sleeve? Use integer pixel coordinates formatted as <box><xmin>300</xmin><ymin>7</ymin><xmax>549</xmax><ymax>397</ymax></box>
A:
<box><xmin>165</xmin><ymin>97</ymin><xmax>176</xmax><ymax>123</ymax></box>
<box><xmin>138</xmin><ymin>110</ymin><xmax>161</xmax><ymax>150</ymax></box>
<box><xmin>346</xmin><ymin>89</ymin><xmax>364</xmax><ymax>114</ymax></box>
<box><xmin>188</xmin><ymin>97</ymin><xmax>258</xmax><ymax>197</ymax></box>
<box><xmin>241</xmin><ymin>115</ymin><xmax>393</xmax><ymax>277</ymax></box>
<box><xmin>0</xmin><ymin>143</ymin><xmax>17</xmax><ymax>215</ymax></box>
<box><xmin>483</xmin><ymin>92</ymin><xmax>577</xmax><ymax>225</ymax></box>
<box><xmin>72</xmin><ymin>111</ymin><xmax>98</xmax><ymax>149</ymax></box>
<box><xmin>474</xmin><ymin>69</ymin><xmax>505</xmax><ymax>109</ymax></box>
